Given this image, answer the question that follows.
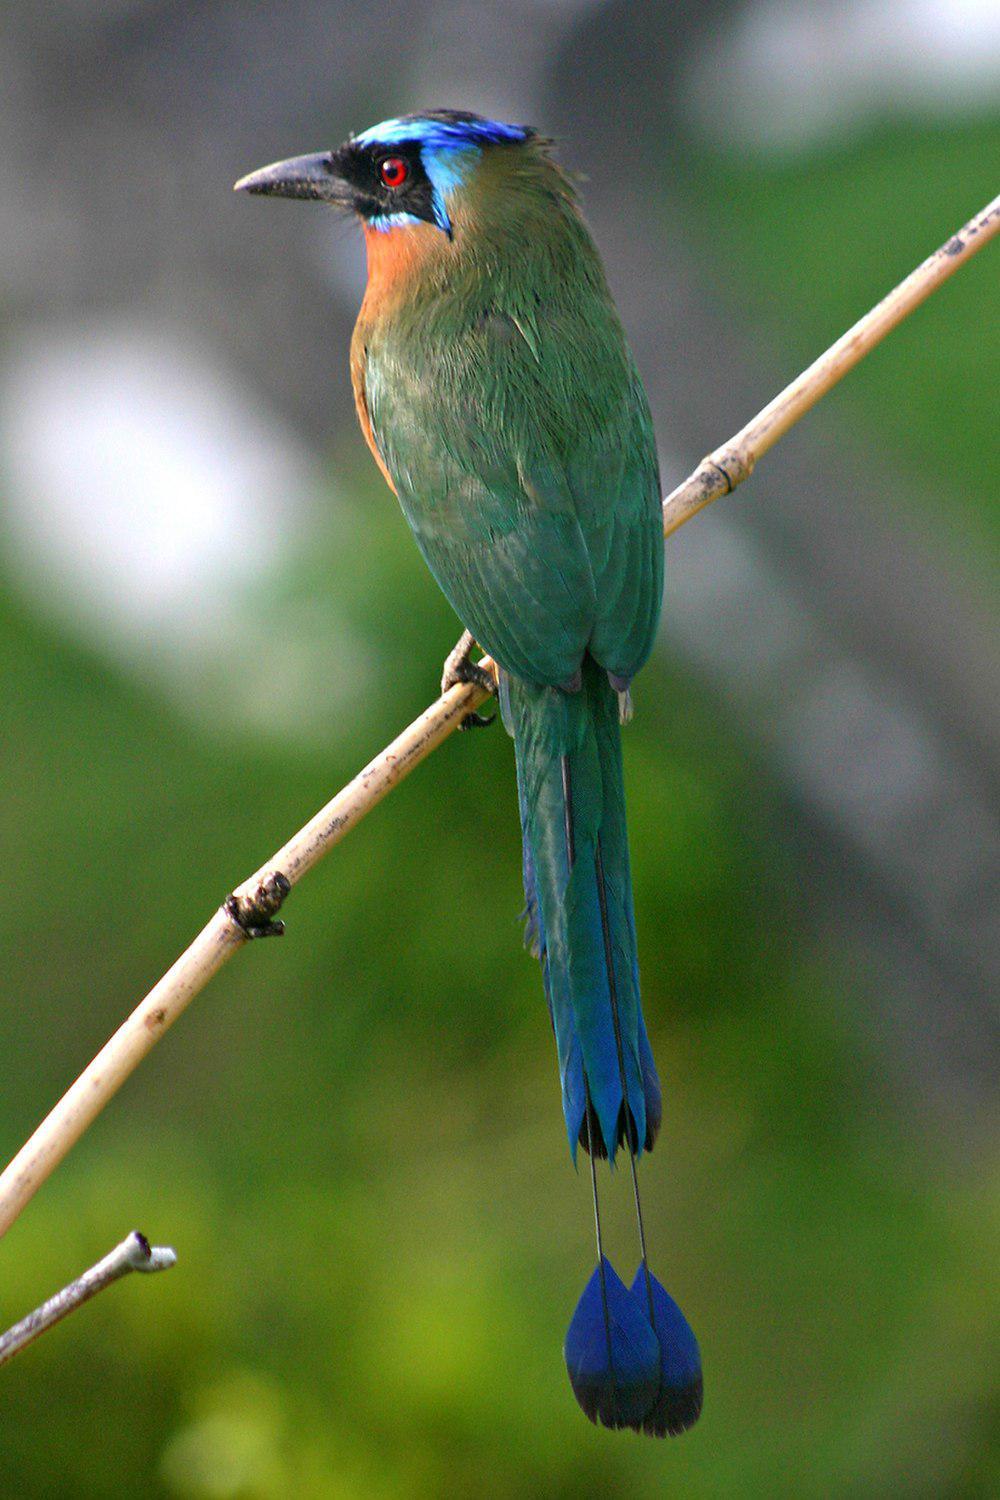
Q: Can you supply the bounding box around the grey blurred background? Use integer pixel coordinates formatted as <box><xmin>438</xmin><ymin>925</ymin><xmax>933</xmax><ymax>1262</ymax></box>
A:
<box><xmin>1</xmin><ymin>2</ymin><xmax>997</xmax><ymax>1496</ymax></box>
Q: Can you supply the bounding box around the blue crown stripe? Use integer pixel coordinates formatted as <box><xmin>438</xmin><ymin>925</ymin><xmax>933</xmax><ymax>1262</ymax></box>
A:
<box><xmin>355</xmin><ymin>115</ymin><xmax>530</xmax><ymax>150</ymax></box>
<box><xmin>356</xmin><ymin>114</ymin><xmax>532</xmax><ymax>235</ymax></box>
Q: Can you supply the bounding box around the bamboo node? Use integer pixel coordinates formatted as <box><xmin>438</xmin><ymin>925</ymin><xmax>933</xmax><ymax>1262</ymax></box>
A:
<box><xmin>714</xmin><ymin>445</ymin><xmax>755</xmax><ymax>491</ymax></box>
<box><xmin>224</xmin><ymin>870</ymin><xmax>291</xmax><ymax>939</ymax></box>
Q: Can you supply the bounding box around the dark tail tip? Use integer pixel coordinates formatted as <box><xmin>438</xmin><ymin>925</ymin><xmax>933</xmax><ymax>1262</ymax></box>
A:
<box><xmin>577</xmin><ymin>1097</ymin><xmax>610</xmax><ymax>1159</ymax></box>
<box><xmin>565</xmin><ymin>1258</ymin><xmax>661</xmax><ymax>1429</ymax></box>
<box><xmin>630</xmin><ymin>1269</ymin><xmax>703</xmax><ymax>1437</ymax></box>
<box><xmin>576</xmin><ymin>1097</ymin><xmax>659</xmax><ymax>1160</ymax></box>
<box><xmin>644</xmin><ymin>1369</ymin><xmax>704</xmax><ymax>1437</ymax></box>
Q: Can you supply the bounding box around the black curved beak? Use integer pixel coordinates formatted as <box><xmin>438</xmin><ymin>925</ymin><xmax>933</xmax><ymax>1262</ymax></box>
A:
<box><xmin>234</xmin><ymin>150</ymin><xmax>349</xmax><ymax>204</ymax></box>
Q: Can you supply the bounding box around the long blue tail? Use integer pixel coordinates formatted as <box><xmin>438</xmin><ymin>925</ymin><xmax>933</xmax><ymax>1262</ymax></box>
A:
<box><xmin>501</xmin><ymin>656</ymin><xmax>701</xmax><ymax>1435</ymax></box>
<box><xmin>503</xmin><ymin>658</ymin><xmax>660</xmax><ymax>1161</ymax></box>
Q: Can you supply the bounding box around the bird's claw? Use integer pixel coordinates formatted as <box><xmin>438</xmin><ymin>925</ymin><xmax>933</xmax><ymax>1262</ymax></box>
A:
<box><xmin>459</xmin><ymin>709</ymin><xmax>496</xmax><ymax>731</ymax></box>
<box><xmin>441</xmin><ymin>629</ymin><xmax>497</xmax><ymax>730</ymax></box>
<box><xmin>441</xmin><ymin>629</ymin><xmax>495</xmax><ymax>695</ymax></box>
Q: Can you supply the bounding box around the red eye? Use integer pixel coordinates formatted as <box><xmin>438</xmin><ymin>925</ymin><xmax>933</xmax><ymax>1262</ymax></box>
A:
<box><xmin>379</xmin><ymin>156</ymin><xmax>408</xmax><ymax>188</ymax></box>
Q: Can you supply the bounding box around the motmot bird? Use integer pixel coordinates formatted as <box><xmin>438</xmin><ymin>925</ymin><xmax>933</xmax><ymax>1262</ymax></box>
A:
<box><xmin>236</xmin><ymin>110</ymin><xmax>701</xmax><ymax>1436</ymax></box>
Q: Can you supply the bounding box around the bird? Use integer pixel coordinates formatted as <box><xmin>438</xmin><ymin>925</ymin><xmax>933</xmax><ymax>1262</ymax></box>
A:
<box><xmin>236</xmin><ymin>110</ymin><xmax>701</xmax><ymax>1436</ymax></box>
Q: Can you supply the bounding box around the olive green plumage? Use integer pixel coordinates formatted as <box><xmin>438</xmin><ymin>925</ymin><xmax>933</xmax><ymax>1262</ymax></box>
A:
<box><xmin>361</xmin><ymin>139</ymin><xmax>664</xmax><ymax>1157</ymax></box>
<box><xmin>361</xmin><ymin>140</ymin><xmax>663</xmax><ymax>692</ymax></box>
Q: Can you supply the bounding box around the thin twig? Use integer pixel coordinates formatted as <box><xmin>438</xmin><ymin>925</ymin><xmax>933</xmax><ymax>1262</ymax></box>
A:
<box><xmin>0</xmin><ymin>191</ymin><xmax>996</xmax><ymax>1244</ymax></box>
<box><xmin>0</xmin><ymin>1231</ymin><xmax>176</xmax><ymax>1367</ymax></box>
<box><xmin>0</xmin><ymin>687</ymin><xmax>478</xmax><ymax>1240</ymax></box>
<box><xmin>661</xmin><ymin>189</ymin><xmax>1000</xmax><ymax>536</ymax></box>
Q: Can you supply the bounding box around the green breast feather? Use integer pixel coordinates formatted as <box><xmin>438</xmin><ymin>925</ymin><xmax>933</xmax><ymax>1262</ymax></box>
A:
<box><xmin>363</xmin><ymin>217</ymin><xmax>663</xmax><ymax>687</ymax></box>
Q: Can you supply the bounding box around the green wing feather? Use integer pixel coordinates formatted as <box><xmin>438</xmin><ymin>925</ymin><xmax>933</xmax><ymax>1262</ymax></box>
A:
<box><xmin>362</xmin><ymin>233</ymin><xmax>662</xmax><ymax>686</ymax></box>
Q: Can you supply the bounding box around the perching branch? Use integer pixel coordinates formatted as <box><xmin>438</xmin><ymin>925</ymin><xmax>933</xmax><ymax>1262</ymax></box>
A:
<box><xmin>0</xmin><ymin>1231</ymin><xmax>176</xmax><ymax>1367</ymax></box>
<box><xmin>0</xmin><ymin>191</ymin><xmax>996</xmax><ymax>1244</ymax></box>
<box><xmin>660</xmin><ymin>189</ymin><xmax>1000</xmax><ymax>537</ymax></box>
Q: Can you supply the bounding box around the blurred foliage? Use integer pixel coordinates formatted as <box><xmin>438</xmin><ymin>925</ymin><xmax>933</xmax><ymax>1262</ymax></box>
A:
<box><xmin>3</xmin><ymin>469</ymin><xmax>998</xmax><ymax>1497</ymax></box>
<box><xmin>676</xmin><ymin>117</ymin><xmax>1000</xmax><ymax>576</ymax></box>
<box><xmin>1</xmin><ymin>122</ymin><xmax>998</xmax><ymax>1497</ymax></box>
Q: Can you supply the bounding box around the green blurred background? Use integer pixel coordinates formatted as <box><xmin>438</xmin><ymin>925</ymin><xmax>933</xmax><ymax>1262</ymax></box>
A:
<box><xmin>1</xmin><ymin>3</ymin><xmax>997</xmax><ymax>1496</ymax></box>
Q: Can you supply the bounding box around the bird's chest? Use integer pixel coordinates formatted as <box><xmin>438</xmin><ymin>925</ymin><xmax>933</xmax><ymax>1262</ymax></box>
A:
<box><xmin>354</xmin><ymin>294</ymin><xmax>541</xmax><ymax>487</ymax></box>
<box><xmin>352</xmin><ymin>268</ymin><xmax>638</xmax><ymax>538</ymax></box>
<box><xmin>356</xmin><ymin>294</ymin><xmax>501</xmax><ymax>404</ymax></box>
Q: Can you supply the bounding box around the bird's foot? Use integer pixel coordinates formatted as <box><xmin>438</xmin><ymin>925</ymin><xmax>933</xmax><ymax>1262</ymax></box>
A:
<box><xmin>441</xmin><ymin>630</ymin><xmax>496</xmax><ymax>730</ymax></box>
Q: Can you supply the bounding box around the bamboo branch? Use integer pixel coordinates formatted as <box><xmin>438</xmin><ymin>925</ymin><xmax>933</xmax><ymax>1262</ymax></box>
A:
<box><xmin>0</xmin><ymin>191</ymin><xmax>996</xmax><ymax>1244</ymax></box>
<box><xmin>661</xmin><ymin>189</ymin><xmax>1000</xmax><ymax>536</ymax></box>
<box><xmin>0</xmin><ymin>1231</ymin><xmax>176</xmax><ymax>1367</ymax></box>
